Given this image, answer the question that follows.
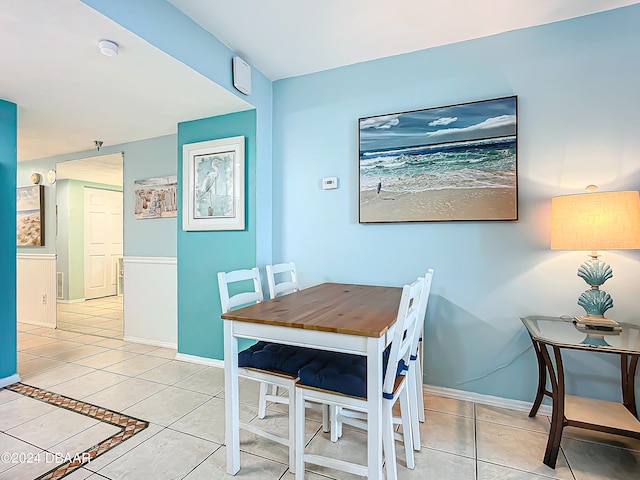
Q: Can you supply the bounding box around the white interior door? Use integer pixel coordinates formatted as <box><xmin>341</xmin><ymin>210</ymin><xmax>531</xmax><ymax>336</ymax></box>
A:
<box><xmin>84</xmin><ymin>188</ymin><xmax>123</xmax><ymax>299</ymax></box>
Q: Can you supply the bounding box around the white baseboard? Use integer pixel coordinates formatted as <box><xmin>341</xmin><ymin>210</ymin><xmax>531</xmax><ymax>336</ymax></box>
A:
<box><xmin>171</xmin><ymin>352</ymin><xmax>552</xmax><ymax>417</ymax></box>
<box><xmin>57</xmin><ymin>298</ymin><xmax>86</xmax><ymax>304</ymax></box>
<box><xmin>0</xmin><ymin>374</ymin><xmax>21</xmax><ymax>389</ymax></box>
<box><xmin>423</xmin><ymin>384</ymin><xmax>552</xmax><ymax>416</ymax></box>
<box><xmin>123</xmin><ymin>335</ymin><xmax>177</xmax><ymax>350</ymax></box>
<box><xmin>174</xmin><ymin>352</ymin><xmax>225</xmax><ymax>368</ymax></box>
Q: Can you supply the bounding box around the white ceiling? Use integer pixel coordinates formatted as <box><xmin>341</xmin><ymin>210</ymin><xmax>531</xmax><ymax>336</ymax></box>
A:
<box><xmin>2</xmin><ymin>0</ymin><xmax>637</xmax><ymax>164</ymax></box>
<box><xmin>168</xmin><ymin>0</ymin><xmax>639</xmax><ymax>80</ymax></box>
<box><xmin>1</xmin><ymin>0</ymin><xmax>250</xmax><ymax>162</ymax></box>
<box><xmin>56</xmin><ymin>153</ymin><xmax>123</xmax><ymax>187</ymax></box>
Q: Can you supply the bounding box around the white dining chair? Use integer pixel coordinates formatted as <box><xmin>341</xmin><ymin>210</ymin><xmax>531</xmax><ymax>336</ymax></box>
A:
<box><xmin>406</xmin><ymin>268</ymin><xmax>434</xmax><ymax>450</ymax></box>
<box><xmin>327</xmin><ymin>271</ymin><xmax>432</xmax><ymax>452</ymax></box>
<box><xmin>266</xmin><ymin>262</ymin><xmax>299</xmax><ymax>299</ymax></box>
<box><xmin>263</xmin><ymin>262</ymin><xmax>299</xmax><ymax>405</ymax></box>
<box><xmin>266</xmin><ymin>262</ymin><xmax>331</xmax><ymax>432</ymax></box>
<box><xmin>217</xmin><ymin>267</ymin><xmax>298</xmax><ymax>471</ymax></box>
<box><xmin>263</xmin><ymin>262</ymin><xmax>299</xmax><ymax>404</ymax></box>
<box><xmin>294</xmin><ymin>277</ymin><xmax>424</xmax><ymax>480</ymax></box>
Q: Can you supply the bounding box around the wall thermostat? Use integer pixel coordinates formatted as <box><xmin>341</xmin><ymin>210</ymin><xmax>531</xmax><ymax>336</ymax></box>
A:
<box><xmin>232</xmin><ymin>56</ymin><xmax>252</xmax><ymax>95</ymax></box>
<box><xmin>322</xmin><ymin>177</ymin><xmax>338</xmax><ymax>190</ymax></box>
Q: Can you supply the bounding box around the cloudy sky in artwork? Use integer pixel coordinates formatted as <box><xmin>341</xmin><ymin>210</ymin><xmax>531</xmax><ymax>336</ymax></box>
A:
<box><xmin>359</xmin><ymin>96</ymin><xmax>516</xmax><ymax>152</ymax></box>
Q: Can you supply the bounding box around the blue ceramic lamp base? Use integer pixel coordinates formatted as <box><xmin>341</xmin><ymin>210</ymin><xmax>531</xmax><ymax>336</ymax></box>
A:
<box><xmin>573</xmin><ymin>255</ymin><xmax>620</xmax><ymax>330</ymax></box>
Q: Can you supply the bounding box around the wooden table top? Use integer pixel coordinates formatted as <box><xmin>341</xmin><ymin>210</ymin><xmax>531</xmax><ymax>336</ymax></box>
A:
<box><xmin>221</xmin><ymin>282</ymin><xmax>403</xmax><ymax>337</ymax></box>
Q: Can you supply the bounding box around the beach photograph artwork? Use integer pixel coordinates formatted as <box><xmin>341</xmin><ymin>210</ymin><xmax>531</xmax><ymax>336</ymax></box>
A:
<box><xmin>359</xmin><ymin>96</ymin><xmax>518</xmax><ymax>223</ymax></box>
<box><xmin>134</xmin><ymin>175</ymin><xmax>177</xmax><ymax>219</ymax></box>
<box><xmin>17</xmin><ymin>185</ymin><xmax>44</xmax><ymax>246</ymax></box>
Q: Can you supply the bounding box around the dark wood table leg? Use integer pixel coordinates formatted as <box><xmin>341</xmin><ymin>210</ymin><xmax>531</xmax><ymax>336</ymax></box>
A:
<box><xmin>529</xmin><ymin>338</ymin><xmax>547</xmax><ymax>418</ymax></box>
<box><xmin>540</xmin><ymin>344</ymin><xmax>565</xmax><ymax>469</ymax></box>
<box><xmin>621</xmin><ymin>354</ymin><xmax>639</xmax><ymax>418</ymax></box>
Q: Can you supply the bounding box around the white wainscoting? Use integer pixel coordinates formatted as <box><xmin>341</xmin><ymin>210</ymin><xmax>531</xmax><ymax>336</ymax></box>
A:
<box><xmin>123</xmin><ymin>256</ymin><xmax>177</xmax><ymax>349</ymax></box>
<box><xmin>16</xmin><ymin>253</ymin><xmax>57</xmax><ymax>328</ymax></box>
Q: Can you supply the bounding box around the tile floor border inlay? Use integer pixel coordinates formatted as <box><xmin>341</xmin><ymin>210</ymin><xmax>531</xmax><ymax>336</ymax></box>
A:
<box><xmin>4</xmin><ymin>382</ymin><xmax>149</xmax><ymax>480</ymax></box>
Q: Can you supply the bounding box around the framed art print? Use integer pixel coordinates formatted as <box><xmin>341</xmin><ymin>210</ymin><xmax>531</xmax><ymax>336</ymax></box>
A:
<box><xmin>134</xmin><ymin>175</ymin><xmax>177</xmax><ymax>219</ymax></box>
<box><xmin>182</xmin><ymin>136</ymin><xmax>245</xmax><ymax>231</ymax></box>
<box><xmin>17</xmin><ymin>185</ymin><xmax>45</xmax><ymax>246</ymax></box>
<box><xmin>359</xmin><ymin>96</ymin><xmax>517</xmax><ymax>223</ymax></box>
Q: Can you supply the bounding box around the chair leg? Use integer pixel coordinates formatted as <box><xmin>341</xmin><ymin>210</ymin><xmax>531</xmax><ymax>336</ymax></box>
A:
<box><xmin>400</xmin><ymin>390</ymin><xmax>415</xmax><ymax>469</ymax></box>
<box><xmin>322</xmin><ymin>404</ymin><xmax>330</xmax><ymax>433</ymax></box>
<box><xmin>288</xmin><ymin>383</ymin><xmax>296</xmax><ymax>473</ymax></box>
<box><xmin>330</xmin><ymin>405</ymin><xmax>343</xmax><ymax>442</ymax></box>
<box><xmin>408</xmin><ymin>367</ymin><xmax>422</xmax><ymax>451</ymax></box>
<box><xmin>258</xmin><ymin>381</ymin><xmax>268</xmax><ymax>419</ymax></box>
<box><xmin>382</xmin><ymin>403</ymin><xmax>398</xmax><ymax>480</ymax></box>
<box><xmin>416</xmin><ymin>346</ymin><xmax>425</xmax><ymax>422</ymax></box>
<box><xmin>295</xmin><ymin>387</ymin><xmax>306</xmax><ymax>479</ymax></box>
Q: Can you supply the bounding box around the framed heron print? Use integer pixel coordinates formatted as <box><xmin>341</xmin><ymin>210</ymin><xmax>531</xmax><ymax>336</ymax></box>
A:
<box><xmin>358</xmin><ymin>96</ymin><xmax>518</xmax><ymax>223</ymax></box>
<box><xmin>182</xmin><ymin>136</ymin><xmax>245</xmax><ymax>231</ymax></box>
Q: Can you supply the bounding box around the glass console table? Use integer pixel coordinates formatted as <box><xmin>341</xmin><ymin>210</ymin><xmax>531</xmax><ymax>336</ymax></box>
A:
<box><xmin>520</xmin><ymin>316</ymin><xmax>640</xmax><ymax>468</ymax></box>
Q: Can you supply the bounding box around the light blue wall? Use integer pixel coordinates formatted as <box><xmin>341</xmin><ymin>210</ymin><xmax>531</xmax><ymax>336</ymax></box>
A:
<box><xmin>272</xmin><ymin>6</ymin><xmax>640</xmax><ymax>403</ymax></box>
<box><xmin>14</xmin><ymin>1</ymin><xmax>634</xmax><ymax>405</ymax></box>
<box><xmin>17</xmin><ymin>134</ymin><xmax>178</xmax><ymax>259</ymax></box>
<box><xmin>177</xmin><ymin>110</ymin><xmax>257</xmax><ymax>359</ymax></box>
<box><xmin>118</xmin><ymin>134</ymin><xmax>177</xmax><ymax>257</ymax></box>
<box><xmin>0</xmin><ymin>99</ymin><xmax>17</xmax><ymax>380</ymax></box>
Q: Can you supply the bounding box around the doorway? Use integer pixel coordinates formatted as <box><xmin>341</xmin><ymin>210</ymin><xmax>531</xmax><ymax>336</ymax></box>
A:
<box><xmin>55</xmin><ymin>153</ymin><xmax>124</xmax><ymax>339</ymax></box>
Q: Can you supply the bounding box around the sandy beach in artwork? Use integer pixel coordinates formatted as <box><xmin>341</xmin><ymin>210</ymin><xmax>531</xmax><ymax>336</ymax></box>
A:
<box><xmin>360</xmin><ymin>187</ymin><xmax>516</xmax><ymax>222</ymax></box>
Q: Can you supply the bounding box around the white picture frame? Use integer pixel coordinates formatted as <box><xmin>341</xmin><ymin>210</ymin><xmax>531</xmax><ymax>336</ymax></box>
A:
<box><xmin>182</xmin><ymin>136</ymin><xmax>245</xmax><ymax>231</ymax></box>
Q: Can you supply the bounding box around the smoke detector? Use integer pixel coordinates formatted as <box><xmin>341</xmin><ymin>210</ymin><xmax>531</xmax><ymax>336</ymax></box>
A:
<box><xmin>99</xmin><ymin>40</ymin><xmax>119</xmax><ymax>57</ymax></box>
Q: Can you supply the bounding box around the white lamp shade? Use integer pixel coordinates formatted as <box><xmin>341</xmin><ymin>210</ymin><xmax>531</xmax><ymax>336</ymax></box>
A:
<box><xmin>551</xmin><ymin>190</ymin><xmax>640</xmax><ymax>251</ymax></box>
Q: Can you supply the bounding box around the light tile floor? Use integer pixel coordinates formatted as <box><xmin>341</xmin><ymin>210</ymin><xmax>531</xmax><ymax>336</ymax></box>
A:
<box><xmin>2</xmin><ymin>323</ymin><xmax>640</xmax><ymax>479</ymax></box>
<box><xmin>56</xmin><ymin>296</ymin><xmax>123</xmax><ymax>340</ymax></box>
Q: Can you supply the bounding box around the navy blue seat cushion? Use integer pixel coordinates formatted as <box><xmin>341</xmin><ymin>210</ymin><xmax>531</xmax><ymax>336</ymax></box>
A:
<box><xmin>238</xmin><ymin>341</ymin><xmax>317</xmax><ymax>376</ymax></box>
<box><xmin>298</xmin><ymin>352</ymin><xmax>367</xmax><ymax>397</ymax></box>
<box><xmin>297</xmin><ymin>347</ymin><xmax>408</xmax><ymax>399</ymax></box>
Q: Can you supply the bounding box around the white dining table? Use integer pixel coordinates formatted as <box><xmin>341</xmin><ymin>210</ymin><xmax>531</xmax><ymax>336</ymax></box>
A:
<box><xmin>221</xmin><ymin>282</ymin><xmax>403</xmax><ymax>479</ymax></box>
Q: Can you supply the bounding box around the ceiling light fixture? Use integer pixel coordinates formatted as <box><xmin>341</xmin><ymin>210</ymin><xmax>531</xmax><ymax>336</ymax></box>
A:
<box><xmin>98</xmin><ymin>40</ymin><xmax>119</xmax><ymax>57</ymax></box>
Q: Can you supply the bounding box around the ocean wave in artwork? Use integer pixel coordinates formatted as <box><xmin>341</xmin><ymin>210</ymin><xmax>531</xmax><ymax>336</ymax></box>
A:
<box><xmin>360</xmin><ymin>136</ymin><xmax>516</xmax><ymax>193</ymax></box>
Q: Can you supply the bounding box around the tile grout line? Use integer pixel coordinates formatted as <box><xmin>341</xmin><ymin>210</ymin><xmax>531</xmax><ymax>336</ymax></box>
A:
<box><xmin>4</xmin><ymin>383</ymin><xmax>148</xmax><ymax>480</ymax></box>
<box><xmin>474</xmin><ymin>401</ymin><xmax>479</xmax><ymax>480</ymax></box>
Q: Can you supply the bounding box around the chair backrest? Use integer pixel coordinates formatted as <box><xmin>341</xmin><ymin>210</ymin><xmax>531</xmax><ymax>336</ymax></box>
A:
<box><xmin>217</xmin><ymin>267</ymin><xmax>264</xmax><ymax>314</ymax></box>
<box><xmin>265</xmin><ymin>262</ymin><xmax>299</xmax><ymax>299</ymax></box>
<box><xmin>382</xmin><ymin>277</ymin><xmax>424</xmax><ymax>398</ymax></box>
<box><xmin>409</xmin><ymin>268</ymin><xmax>434</xmax><ymax>359</ymax></box>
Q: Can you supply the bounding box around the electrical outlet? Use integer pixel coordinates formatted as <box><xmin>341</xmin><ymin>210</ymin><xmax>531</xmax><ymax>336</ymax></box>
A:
<box><xmin>42</xmin><ymin>294</ymin><xmax>47</xmax><ymax>304</ymax></box>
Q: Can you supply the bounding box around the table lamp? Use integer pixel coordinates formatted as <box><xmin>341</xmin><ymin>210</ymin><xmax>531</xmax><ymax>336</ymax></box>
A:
<box><xmin>550</xmin><ymin>186</ymin><xmax>640</xmax><ymax>329</ymax></box>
